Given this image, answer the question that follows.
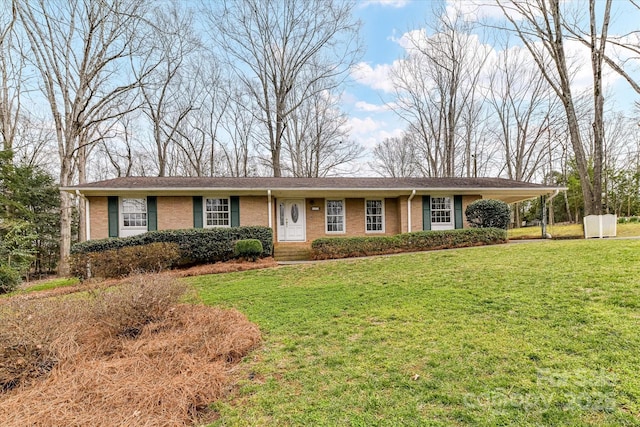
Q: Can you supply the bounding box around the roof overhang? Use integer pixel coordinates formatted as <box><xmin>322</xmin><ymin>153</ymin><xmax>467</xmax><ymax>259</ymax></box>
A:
<box><xmin>63</xmin><ymin>185</ymin><xmax>565</xmax><ymax>205</ymax></box>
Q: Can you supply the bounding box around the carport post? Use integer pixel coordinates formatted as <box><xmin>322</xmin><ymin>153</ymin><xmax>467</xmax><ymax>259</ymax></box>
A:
<box><xmin>541</xmin><ymin>195</ymin><xmax>547</xmax><ymax>238</ymax></box>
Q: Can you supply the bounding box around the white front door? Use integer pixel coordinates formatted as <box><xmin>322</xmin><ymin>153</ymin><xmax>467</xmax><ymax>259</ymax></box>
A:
<box><xmin>278</xmin><ymin>199</ymin><xmax>306</xmax><ymax>241</ymax></box>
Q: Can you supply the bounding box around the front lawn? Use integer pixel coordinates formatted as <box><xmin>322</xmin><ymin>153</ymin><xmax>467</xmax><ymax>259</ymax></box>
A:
<box><xmin>190</xmin><ymin>239</ymin><xmax>640</xmax><ymax>426</ymax></box>
<box><xmin>508</xmin><ymin>221</ymin><xmax>640</xmax><ymax>239</ymax></box>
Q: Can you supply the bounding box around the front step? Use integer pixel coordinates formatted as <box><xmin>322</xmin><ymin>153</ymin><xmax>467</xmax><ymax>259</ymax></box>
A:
<box><xmin>273</xmin><ymin>245</ymin><xmax>313</xmax><ymax>261</ymax></box>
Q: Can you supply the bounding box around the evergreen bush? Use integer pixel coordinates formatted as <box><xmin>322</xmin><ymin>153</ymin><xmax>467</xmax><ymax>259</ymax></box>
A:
<box><xmin>465</xmin><ymin>199</ymin><xmax>511</xmax><ymax>229</ymax></box>
<box><xmin>234</xmin><ymin>239</ymin><xmax>264</xmax><ymax>261</ymax></box>
<box><xmin>0</xmin><ymin>265</ymin><xmax>21</xmax><ymax>294</ymax></box>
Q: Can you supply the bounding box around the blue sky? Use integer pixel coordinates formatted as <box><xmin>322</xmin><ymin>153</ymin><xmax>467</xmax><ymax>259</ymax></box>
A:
<box><xmin>345</xmin><ymin>0</ymin><xmax>440</xmax><ymax>163</ymax></box>
<box><xmin>355</xmin><ymin>1</ymin><xmax>431</xmax><ymax>65</ymax></box>
<box><xmin>343</xmin><ymin>0</ymin><xmax>640</xmax><ymax>174</ymax></box>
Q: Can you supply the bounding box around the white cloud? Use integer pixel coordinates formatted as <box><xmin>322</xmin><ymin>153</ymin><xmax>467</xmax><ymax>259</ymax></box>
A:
<box><xmin>347</xmin><ymin>116</ymin><xmax>381</xmax><ymax>136</ymax></box>
<box><xmin>562</xmin><ymin>39</ymin><xmax>622</xmax><ymax>93</ymax></box>
<box><xmin>358</xmin><ymin>127</ymin><xmax>406</xmax><ymax>151</ymax></box>
<box><xmin>360</xmin><ymin>0</ymin><xmax>410</xmax><ymax>9</ymax></box>
<box><xmin>346</xmin><ymin>115</ymin><xmax>406</xmax><ymax>151</ymax></box>
<box><xmin>355</xmin><ymin>101</ymin><xmax>394</xmax><ymax>113</ymax></box>
<box><xmin>351</xmin><ymin>62</ymin><xmax>397</xmax><ymax>93</ymax></box>
<box><xmin>445</xmin><ymin>0</ymin><xmax>507</xmax><ymax>23</ymax></box>
<box><xmin>376</xmin><ymin>127</ymin><xmax>405</xmax><ymax>141</ymax></box>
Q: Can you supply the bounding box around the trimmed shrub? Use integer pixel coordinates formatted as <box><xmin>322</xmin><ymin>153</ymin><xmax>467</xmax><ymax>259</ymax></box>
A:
<box><xmin>465</xmin><ymin>199</ymin><xmax>511</xmax><ymax>229</ymax></box>
<box><xmin>70</xmin><ymin>242</ymin><xmax>181</xmax><ymax>279</ymax></box>
<box><xmin>312</xmin><ymin>236</ymin><xmax>403</xmax><ymax>259</ymax></box>
<box><xmin>70</xmin><ymin>226</ymin><xmax>273</xmax><ymax>265</ymax></box>
<box><xmin>234</xmin><ymin>239</ymin><xmax>264</xmax><ymax>261</ymax></box>
<box><xmin>312</xmin><ymin>228</ymin><xmax>508</xmax><ymax>260</ymax></box>
<box><xmin>0</xmin><ymin>265</ymin><xmax>21</xmax><ymax>294</ymax></box>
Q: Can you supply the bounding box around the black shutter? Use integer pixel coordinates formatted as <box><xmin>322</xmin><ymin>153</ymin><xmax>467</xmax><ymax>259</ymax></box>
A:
<box><xmin>147</xmin><ymin>196</ymin><xmax>157</xmax><ymax>231</ymax></box>
<box><xmin>108</xmin><ymin>196</ymin><xmax>119</xmax><ymax>238</ymax></box>
<box><xmin>422</xmin><ymin>195</ymin><xmax>431</xmax><ymax>231</ymax></box>
<box><xmin>454</xmin><ymin>195</ymin><xmax>463</xmax><ymax>229</ymax></box>
<box><xmin>230</xmin><ymin>196</ymin><xmax>240</xmax><ymax>227</ymax></box>
<box><xmin>193</xmin><ymin>196</ymin><xmax>203</xmax><ymax>228</ymax></box>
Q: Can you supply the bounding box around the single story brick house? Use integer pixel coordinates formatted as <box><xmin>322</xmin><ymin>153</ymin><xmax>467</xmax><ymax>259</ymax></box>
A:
<box><xmin>63</xmin><ymin>176</ymin><xmax>560</xmax><ymax>259</ymax></box>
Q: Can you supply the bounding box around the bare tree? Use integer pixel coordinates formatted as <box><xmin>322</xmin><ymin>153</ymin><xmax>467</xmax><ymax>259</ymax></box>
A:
<box><xmin>95</xmin><ymin>117</ymin><xmax>136</xmax><ymax>178</ymax></box>
<box><xmin>459</xmin><ymin>97</ymin><xmax>490</xmax><ymax>178</ymax></box>
<box><xmin>0</xmin><ymin>0</ymin><xmax>19</xmax><ymax>155</ymax></box>
<box><xmin>486</xmin><ymin>42</ymin><xmax>561</xmax><ymax>226</ymax></box>
<box><xmin>220</xmin><ymin>87</ymin><xmax>258</xmax><ymax>177</ymax></box>
<box><xmin>11</xmin><ymin>114</ymin><xmax>57</xmax><ymax>170</ymax></box>
<box><xmin>282</xmin><ymin>81</ymin><xmax>361</xmax><ymax>177</ymax></box>
<box><xmin>486</xmin><ymin>42</ymin><xmax>560</xmax><ymax>184</ymax></box>
<box><xmin>137</xmin><ymin>5</ymin><xmax>200</xmax><ymax>177</ymax></box>
<box><xmin>206</xmin><ymin>0</ymin><xmax>362</xmax><ymax>176</ymax></box>
<box><xmin>17</xmin><ymin>0</ymin><xmax>151</xmax><ymax>274</ymax></box>
<box><xmin>369</xmin><ymin>133</ymin><xmax>419</xmax><ymax>178</ymax></box>
<box><xmin>496</xmin><ymin>0</ymin><xmax>612</xmax><ymax>215</ymax></box>
<box><xmin>390</xmin><ymin>7</ymin><xmax>489</xmax><ymax>177</ymax></box>
<box><xmin>573</xmin><ymin>2</ymin><xmax>640</xmax><ymax>97</ymax></box>
<box><xmin>169</xmin><ymin>58</ymin><xmax>230</xmax><ymax>177</ymax></box>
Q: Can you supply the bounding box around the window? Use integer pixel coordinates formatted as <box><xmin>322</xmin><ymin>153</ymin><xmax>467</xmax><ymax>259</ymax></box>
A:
<box><xmin>205</xmin><ymin>197</ymin><xmax>230</xmax><ymax>227</ymax></box>
<box><xmin>366</xmin><ymin>199</ymin><xmax>384</xmax><ymax>232</ymax></box>
<box><xmin>121</xmin><ymin>198</ymin><xmax>147</xmax><ymax>228</ymax></box>
<box><xmin>279</xmin><ymin>202</ymin><xmax>285</xmax><ymax>226</ymax></box>
<box><xmin>431</xmin><ymin>197</ymin><xmax>452</xmax><ymax>224</ymax></box>
<box><xmin>326</xmin><ymin>199</ymin><xmax>345</xmax><ymax>233</ymax></box>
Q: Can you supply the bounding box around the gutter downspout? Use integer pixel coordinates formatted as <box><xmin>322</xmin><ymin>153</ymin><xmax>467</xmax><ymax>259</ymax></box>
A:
<box><xmin>267</xmin><ymin>190</ymin><xmax>272</xmax><ymax>228</ymax></box>
<box><xmin>407</xmin><ymin>190</ymin><xmax>416</xmax><ymax>233</ymax></box>
<box><xmin>76</xmin><ymin>190</ymin><xmax>90</xmax><ymax>241</ymax></box>
<box><xmin>542</xmin><ymin>189</ymin><xmax>560</xmax><ymax>239</ymax></box>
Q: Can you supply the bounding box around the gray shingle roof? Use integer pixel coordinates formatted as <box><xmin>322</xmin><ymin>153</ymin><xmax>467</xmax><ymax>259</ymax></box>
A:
<box><xmin>66</xmin><ymin>176</ymin><xmax>553</xmax><ymax>190</ymax></box>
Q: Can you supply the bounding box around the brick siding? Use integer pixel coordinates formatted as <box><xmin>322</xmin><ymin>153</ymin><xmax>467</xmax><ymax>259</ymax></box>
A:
<box><xmin>88</xmin><ymin>196</ymin><xmax>109</xmax><ymax>240</ymax></box>
<box><xmin>157</xmin><ymin>196</ymin><xmax>193</xmax><ymax>230</ymax></box>
<box><xmin>87</xmin><ymin>193</ymin><xmax>485</xmax><ymax>243</ymax></box>
<box><xmin>240</xmin><ymin>196</ymin><xmax>269</xmax><ymax>226</ymax></box>
<box><xmin>462</xmin><ymin>195</ymin><xmax>482</xmax><ymax>228</ymax></box>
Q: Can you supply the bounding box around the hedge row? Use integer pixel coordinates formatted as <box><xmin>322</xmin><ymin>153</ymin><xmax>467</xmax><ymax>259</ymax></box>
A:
<box><xmin>70</xmin><ymin>226</ymin><xmax>273</xmax><ymax>265</ymax></box>
<box><xmin>311</xmin><ymin>228</ymin><xmax>508</xmax><ymax>260</ymax></box>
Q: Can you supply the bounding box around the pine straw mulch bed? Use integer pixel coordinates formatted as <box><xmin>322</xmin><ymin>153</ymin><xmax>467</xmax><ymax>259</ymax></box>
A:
<box><xmin>12</xmin><ymin>257</ymin><xmax>278</xmax><ymax>302</ymax></box>
<box><xmin>0</xmin><ymin>276</ymin><xmax>262</xmax><ymax>426</ymax></box>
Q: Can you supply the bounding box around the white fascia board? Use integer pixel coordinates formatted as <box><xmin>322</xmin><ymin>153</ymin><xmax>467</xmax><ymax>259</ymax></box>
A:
<box><xmin>63</xmin><ymin>186</ymin><xmax>566</xmax><ymax>198</ymax></box>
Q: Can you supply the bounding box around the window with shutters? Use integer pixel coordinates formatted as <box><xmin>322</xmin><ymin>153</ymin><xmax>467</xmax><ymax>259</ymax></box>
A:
<box><xmin>205</xmin><ymin>197</ymin><xmax>230</xmax><ymax>227</ymax></box>
<box><xmin>121</xmin><ymin>198</ymin><xmax>147</xmax><ymax>228</ymax></box>
<box><xmin>431</xmin><ymin>197</ymin><xmax>452</xmax><ymax>224</ymax></box>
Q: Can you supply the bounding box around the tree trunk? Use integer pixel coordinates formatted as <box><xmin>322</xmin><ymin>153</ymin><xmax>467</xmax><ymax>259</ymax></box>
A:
<box><xmin>58</xmin><ymin>157</ymin><xmax>73</xmax><ymax>276</ymax></box>
<box><xmin>564</xmin><ymin>190</ymin><xmax>572</xmax><ymax>223</ymax></box>
<box><xmin>588</xmin><ymin>0</ymin><xmax>610</xmax><ymax>216</ymax></box>
<box><xmin>564</xmin><ymin>101</ymin><xmax>597</xmax><ymax>215</ymax></box>
<box><xmin>77</xmin><ymin>143</ymin><xmax>87</xmax><ymax>242</ymax></box>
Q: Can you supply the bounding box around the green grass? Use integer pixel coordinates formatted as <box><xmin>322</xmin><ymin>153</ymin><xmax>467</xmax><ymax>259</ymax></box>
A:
<box><xmin>188</xmin><ymin>240</ymin><xmax>640</xmax><ymax>426</ymax></box>
<box><xmin>508</xmin><ymin>222</ymin><xmax>640</xmax><ymax>239</ymax></box>
<box><xmin>16</xmin><ymin>277</ymin><xmax>79</xmax><ymax>294</ymax></box>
